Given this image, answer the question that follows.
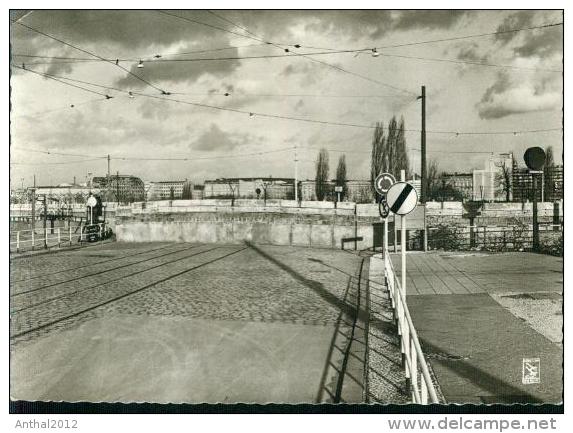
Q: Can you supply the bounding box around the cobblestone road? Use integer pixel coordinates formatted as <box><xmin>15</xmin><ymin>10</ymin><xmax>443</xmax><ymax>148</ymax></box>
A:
<box><xmin>10</xmin><ymin>242</ymin><xmax>368</xmax><ymax>403</ymax></box>
<box><xmin>11</xmin><ymin>243</ymin><xmax>364</xmax><ymax>343</ymax></box>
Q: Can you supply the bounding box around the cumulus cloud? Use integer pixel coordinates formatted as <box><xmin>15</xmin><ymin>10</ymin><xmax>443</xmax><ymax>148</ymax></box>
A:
<box><xmin>299</xmin><ymin>10</ymin><xmax>467</xmax><ymax>40</ymax></box>
<box><xmin>514</xmin><ymin>27</ymin><xmax>563</xmax><ymax>59</ymax></box>
<box><xmin>455</xmin><ymin>43</ymin><xmax>488</xmax><ymax>62</ymax></box>
<box><xmin>280</xmin><ymin>61</ymin><xmax>328</xmax><ymax>86</ymax></box>
<box><xmin>191</xmin><ymin>123</ymin><xmax>260</xmax><ymax>152</ymax></box>
<box><xmin>494</xmin><ymin>11</ymin><xmax>563</xmax><ymax>59</ymax></box>
<box><xmin>477</xmin><ymin>71</ymin><xmax>562</xmax><ymax>119</ymax></box>
<box><xmin>137</xmin><ymin>98</ymin><xmax>171</xmax><ymax>121</ymax></box>
<box><xmin>495</xmin><ymin>11</ymin><xmax>533</xmax><ymax>44</ymax></box>
<box><xmin>114</xmin><ymin>52</ymin><xmax>241</xmax><ymax>89</ymax></box>
<box><xmin>10</xmin><ymin>10</ymin><xmax>243</xmax><ymax>86</ymax></box>
<box><xmin>393</xmin><ymin>10</ymin><xmax>467</xmax><ymax>31</ymax></box>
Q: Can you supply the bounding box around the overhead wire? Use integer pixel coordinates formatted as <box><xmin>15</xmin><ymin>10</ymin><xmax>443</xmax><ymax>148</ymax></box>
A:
<box><xmin>13</xmin><ymin>65</ymin><xmax>563</xmax><ymax>136</ymax></box>
<box><xmin>12</xmin><ymin>146</ymin><xmax>295</xmax><ymax>163</ymax></box>
<box><xmin>10</xmin><ymin>158</ymin><xmax>106</xmax><ymax>166</ymax></box>
<box><xmin>13</xmin><ymin>20</ymin><xmax>168</xmax><ymax>94</ymax></box>
<box><xmin>11</xmin><ymin>96</ymin><xmax>110</xmax><ymax>118</ymax></box>
<box><xmin>15</xmin><ymin>51</ymin><xmax>563</xmax><ymax>74</ymax></box>
<box><xmin>11</xmin><ymin>21</ymin><xmax>563</xmax><ymax>74</ymax></box>
<box><xmin>11</xmin><ymin>41</ymin><xmax>270</xmax><ymax>63</ymax></box>
<box><xmin>160</xmin><ymin>9</ymin><xmax>417</xmax><ymax>97</ymax></box>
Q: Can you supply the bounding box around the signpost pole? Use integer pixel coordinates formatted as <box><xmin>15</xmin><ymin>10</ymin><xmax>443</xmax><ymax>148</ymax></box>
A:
<box><xmin>398</xmin><ymin>170</ymin><xmax>410</xmax><ymax>386</ymax></box>
<box><xmin>532</xmin><ymin>173</ymin><xmax>539</xmax><ymax>252</ymax></box>
<box><xmin>384</xmin><ymin>217</ymin><xmax>388</xmax><ymax>256</ymax></box>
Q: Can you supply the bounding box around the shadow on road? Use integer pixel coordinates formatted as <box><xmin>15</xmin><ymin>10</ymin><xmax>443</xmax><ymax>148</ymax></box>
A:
<box><xmin>245</xmin><ymin>242</ymin><xmax>366</xmax><ymax>403</ymax></box>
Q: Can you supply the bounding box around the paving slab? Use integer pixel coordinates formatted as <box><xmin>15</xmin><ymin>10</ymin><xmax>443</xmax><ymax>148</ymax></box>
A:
<box><xmin>408</xmin><ymin>294</ymin><xmax>562</xmax><ymax>404</ymax></box>
<box><xmin>390</xmin><ymin>251</ymin><xmax>562</xmax><ymax>404</ymax></box>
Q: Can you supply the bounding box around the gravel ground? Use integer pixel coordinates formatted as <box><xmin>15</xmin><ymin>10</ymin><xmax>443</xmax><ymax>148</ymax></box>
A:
<box><xmin>491</xmin><ymin>292</ymin><xmax>563</xmax><ymax>345</ymax></box>
<box><xmin>366</xmin><ymin>260</ymin><xmax>409</xmax><ymax>404</ymax></box>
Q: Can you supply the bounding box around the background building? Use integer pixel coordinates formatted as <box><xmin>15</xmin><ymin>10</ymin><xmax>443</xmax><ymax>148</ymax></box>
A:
<box><xmin>440</xmin><ymin>172</ymin><xmax>473</xmax><ymax>200</ymax></box>
<box><xmin>13</xmin><ymin>184</ymin><xmax>99</xmax><ymax>205</ymax></box>
<box><xmin>512</xmin><ymin>165</ymin><xmax>563</xmax><ymax>202</ymax></box>
<box><xmin>146</xmin><ymin>180</ymin><xmax>193</xmax><ymax>200</ymax></box>
<box><xmin>472</xmin><ymin>154</ymin><xmax>512</xmax><ymax>201</ymax></box>
<box><xmin>204</xmin><ymin>178</ymin><xmax>295</xmax><ymax>199</ymax></box>
<box><xmin>92</xmin><ymin>175</ymin><xmax>145</xmax><ymax>203</ymax></box>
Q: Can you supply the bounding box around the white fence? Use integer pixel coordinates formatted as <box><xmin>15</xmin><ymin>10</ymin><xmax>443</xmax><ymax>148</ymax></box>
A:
<box><xmin>9</xmin><ymin>223</ymin><xmax>107</xmax><ymax>253</ymax></box>
<box><xmin>380</xmin><ymin>251</ymin><xmax>440</xmax><ymax>404</ymax></box>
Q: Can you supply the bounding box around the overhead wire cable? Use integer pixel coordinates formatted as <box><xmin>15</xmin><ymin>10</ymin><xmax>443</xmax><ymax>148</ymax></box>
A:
<box><xmin>15</xmin><ymin>66</ymin><xmax>563</xmax><ymax>136</ymax></box>
<box><xmin>158</xmin><ymin>9</ymin><xmax>416</xmax><ymax>97</ymax></box>
<box><xmin>12</xmin><ymin>20</ymin><xmax>168</xmax><ymax>94</ymax></box>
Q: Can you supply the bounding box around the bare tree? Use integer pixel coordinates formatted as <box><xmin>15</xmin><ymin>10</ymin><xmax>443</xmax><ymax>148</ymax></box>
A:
<box><xmin>544</xmin><ymin>145</ymin><xmax>555</xmax><ymax>201</ymax></box>
<box><xmin>370</xmin><ymin>122</ymin><xmax>386</xmax><ymax>196</ymax></box>
<box><xmin>182</xmin><ymin>180</ymin><xmax>193</xmax><ymax>200</ymax></box>
<box><xmin>395</xmin><ymin>116</ymin><xmax>410</xmax><ymax>178</ymax></box>
<box><xmin>426</xmin><ymin>159</ymin><xmax>440</xmax><ymax>201</ymax></box>
<box><xmin>335</xmin><ymin>154</ymin><xmax>348</xmax><ymax>200</ymax></box>
<box><xmin>371</xmin><ymin>117</ymin><xmax>410</xmax><ymax>196</ymax></box>
<box><xmin>315</xmin><ymin>148</ymin><xmax>329</xmax><ymax>201</ymax></box>
<box><xmin>494</xmin><ymin>160</ymin><xmax>512</xmax><ymax>202</ymax></box>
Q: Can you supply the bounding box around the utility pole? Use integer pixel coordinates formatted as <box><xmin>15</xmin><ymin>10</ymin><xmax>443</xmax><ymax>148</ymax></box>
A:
<box><xmin>116</xmin><ymin>171</ymin><xmax>120</xmax><ymax>205</ymax></box>
<box><xmin>420</xmin><ymin>85</ymin><xmax>426</xmax><ymax>203</ymax></box>
<box><xmin>419</xmin><ymin>85</ymin><xmax>428</xmax><ymax>252</ymax></box>
<box><xmin>31</xmin><ymin>174</ymin><xmax>36</xmax><ymax>234</ymax></box>
<box><xmin>42</xmin><ymin>195</ymin><xmax>47</xmax><ymax>249</ymax></box>
<box><xmin>107</xmin><ymin>154</ymin><xmax>111</xmax><ymax>179</ymax></box>
<box><xmin>294</xmin><ymin>146</ymin><xmax>298</xmax><ymax>202</ymax></box>
<box><xmin>532</xmin><ymin>173</ymin><xmax>539</xmax><ymax>251</ymax></box>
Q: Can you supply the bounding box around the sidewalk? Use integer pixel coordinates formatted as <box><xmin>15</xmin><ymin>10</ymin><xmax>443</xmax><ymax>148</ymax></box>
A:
<box><xmin>392</xmin><ymin>251</ymin><xmax>563</xmax><ymax>404</ymax></box>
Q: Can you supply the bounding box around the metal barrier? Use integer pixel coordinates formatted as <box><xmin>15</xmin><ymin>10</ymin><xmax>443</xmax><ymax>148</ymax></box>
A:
<box><xmin>9</xmin><ymin>223</ymin><xmax>107</xmax><ymax>253</ymax></box>
<box><xmin>382</xmin><ymin>249</ymin><xmax>440</xmax><ymax>404</ymax></box>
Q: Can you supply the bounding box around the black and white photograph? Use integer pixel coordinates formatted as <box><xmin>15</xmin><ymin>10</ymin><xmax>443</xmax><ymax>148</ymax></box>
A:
<box><xmin>8</xmin><ymin>6</ymin><xmax>564</xmax><ymax>416</ymax></box>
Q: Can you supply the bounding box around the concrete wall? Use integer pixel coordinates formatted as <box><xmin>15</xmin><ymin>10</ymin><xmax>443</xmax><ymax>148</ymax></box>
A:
<box><xmin>115</xmin><ymin>209</ymin><xmax>378</xmax><ymax>250</ymax></box>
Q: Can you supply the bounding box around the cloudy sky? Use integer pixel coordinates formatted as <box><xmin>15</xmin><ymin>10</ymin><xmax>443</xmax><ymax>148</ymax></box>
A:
<box><xmin>9</xmin><ymin>9</ymin><xmax>563</xmax><ymax>187</ymax></box>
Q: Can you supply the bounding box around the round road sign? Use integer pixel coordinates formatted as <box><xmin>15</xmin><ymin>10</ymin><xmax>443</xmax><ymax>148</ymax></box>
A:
<box><xmin>386</xmin><ymin>182</ymin><xmax>418</xmax><ymax>215</ymax></box>
<box><xmin>524</xmin><ymin>147</ymin><xmax>546</xmax><ymax>171</ymax></box>
<box><xmin>86</xmin><ymin>196</ymin><xmax>97</xmax><ymax>207</ymax></box>
<box><xmin>374</xmin><ymin>173</ymin><xmax>396</xmax><ymax>195</ymax></box>
<box><xmin>379</xmin><ymin>200</ymin><xmax>390</xmax><ymax>218</ymax></box>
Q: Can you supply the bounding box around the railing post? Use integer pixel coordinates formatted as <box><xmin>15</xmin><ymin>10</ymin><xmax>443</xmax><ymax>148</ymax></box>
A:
<box><xmin>44</xmin><ymin>228</ymin><xmax>48</xmax><ymax>249</ymax></box>
<box><xmin>31</xmin><ymin>230</ymin><xmax>35</xmax><ymax>250</ymax></box>
<box><xmin>16</xmin><ymin>231</ymin><xmax>20</xmax><ymax>253</ymax></box>
<box><xmin>100</xmin><ymin>224</ymin><xmax>103</xmax><ymax>244</ymax></box>
<box><xmin>57</xmin><ymin>228</ymin><xmax>61</xmax><ymax>247</ymax></box>
<box><xmin>410</xmin><ymin>336</ymin><xmax>417</xmax><ymax>401</ymax></box>
<box><xmin>69</xmin><ymin>225</ymin><xmax>72</xmax><ymax>246</ymax></box>
<box><xmin>421</xmin><ymin>373</ymin><xmax>428</xmax><ymax>404</ymax></box>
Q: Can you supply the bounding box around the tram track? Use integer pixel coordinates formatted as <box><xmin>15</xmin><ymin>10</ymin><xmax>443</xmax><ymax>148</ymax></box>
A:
<box><xmin>10</xmin><ymin>243</ymin><xmax>201</xmax><ymax>297</ymax></box>
<box><xmin>10</xmin><ymin>244</ymin><xmax>215</xmax><ymax>314</ymax></box>
<box><xmin>10</xmin><ymin>243</ymin><xmax>177</xmax><ymax>283</ymax></box>
<box><xmin>10</xmin><ymin>245</ymin><xmax>248</xmax><ymax>340</ymax></box>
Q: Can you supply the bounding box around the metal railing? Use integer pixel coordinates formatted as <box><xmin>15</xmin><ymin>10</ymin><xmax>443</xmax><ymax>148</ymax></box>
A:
<box><xmin>423</xmin><ymin>224</ymin><xmax>562</xmax><ymax>252</ymax></box>
<box><xmin>9</xmin><ymin>223</ymin><xmax>107</xmax><ymax>253</ymax></box>
<box><xmin>382</xmin><ymin>249</ymin><xmax>440</xmax><ymax>404</ymax></box>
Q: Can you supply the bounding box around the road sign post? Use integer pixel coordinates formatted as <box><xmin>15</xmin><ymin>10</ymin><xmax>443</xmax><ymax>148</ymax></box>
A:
<box><xmin>386</xmin><ymin>170</ymin><xmax>419</xmax><ymax>383</ymax></box>
<box><xmin>335</xmin><ymin>185</ymin><xmax>343</xmax><ymax>206</ymax></box>
<box><xmin>375</xmin><ymin>173</ymin><xmax>395</xmax><ymax>254</ymax></box>
<box><xmin>524</xmin><ymin>147</ymin><xmax>546</xmax><ymax>252</ymax></box>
